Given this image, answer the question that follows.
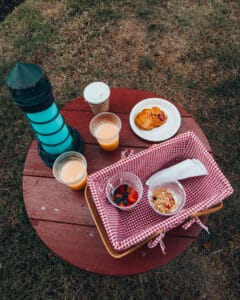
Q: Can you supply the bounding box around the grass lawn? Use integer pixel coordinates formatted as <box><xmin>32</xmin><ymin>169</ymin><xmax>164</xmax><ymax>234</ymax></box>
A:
<box><xmin>0</xmin><ymin>0</ymin><xmax>239</xmax><ymax>298</ymax></box>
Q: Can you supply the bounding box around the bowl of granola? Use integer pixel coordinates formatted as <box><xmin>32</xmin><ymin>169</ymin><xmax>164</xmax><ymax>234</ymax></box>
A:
<box><xmin>148</xmin><ymin>181</ymin><xmax>186</xmax><ymax>216</ymax></box>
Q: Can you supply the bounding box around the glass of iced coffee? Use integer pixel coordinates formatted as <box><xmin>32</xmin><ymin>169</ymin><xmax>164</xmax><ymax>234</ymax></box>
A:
<box><xmin>83</xmin><ymin>82</ymin><xmax>110</xmax><ymax>114</ymax></box>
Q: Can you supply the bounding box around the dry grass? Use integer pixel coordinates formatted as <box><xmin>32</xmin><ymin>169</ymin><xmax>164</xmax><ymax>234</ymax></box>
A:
<box><xmin>0</xmin><ymin>0</ymin><xmax>239</xmax><ymax>298</ymax></box>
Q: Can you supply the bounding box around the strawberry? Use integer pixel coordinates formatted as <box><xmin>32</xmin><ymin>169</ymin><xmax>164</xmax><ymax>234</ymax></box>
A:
<box><xmin>119</xmin><ymin>185</ymin><xmax>125</xmax><ymax>194</ymax></box>
<box><xmin>129</xmin><ymin>188</ymin><xmax>138</xmax><ymax>199</ymax></box>
<box><xmin>127</xmin><ymin>195</ymin><xmax>137</xmax><ymax>204</ymax></box>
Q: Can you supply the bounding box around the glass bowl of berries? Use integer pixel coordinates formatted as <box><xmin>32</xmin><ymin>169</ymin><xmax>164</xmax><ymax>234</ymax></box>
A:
<box><xmin>106</xmin><ymin>172</ymin><xmax>143</xmax><ymax>211</ymax></box>
<box><xmin>148</xmin><ymin>181</ymin><xmax>186</xmax><ymax>216</ymax></box>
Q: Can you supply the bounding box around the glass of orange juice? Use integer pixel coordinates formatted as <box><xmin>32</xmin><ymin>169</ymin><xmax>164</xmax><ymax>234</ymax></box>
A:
<box><xmin>89</xmin><ymin>112</ymin><xmax>121</xmax><ymax>151</ymax></box>
<box><xmin>53</xmin><ymin>151</ymin><xmax>87</xmax><ymax>190</ymax></box>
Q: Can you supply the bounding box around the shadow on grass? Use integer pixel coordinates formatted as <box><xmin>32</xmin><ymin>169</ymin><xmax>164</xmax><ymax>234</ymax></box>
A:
<box><xmin>0</xmin><ymin>0</ymin><xmax>25</xmax><ymax>21</ymax></box>
<box><xmin>207</xmin><ymin>76</ymin><xmax>240</xmax><ymax>98</ymax></box>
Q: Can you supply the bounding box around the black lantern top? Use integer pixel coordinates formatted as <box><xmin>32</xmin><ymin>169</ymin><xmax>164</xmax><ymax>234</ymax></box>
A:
<box><xmin>6</xmin><ymin>62</ymin><xmax>54</xmax><ymax>113</ymax></box>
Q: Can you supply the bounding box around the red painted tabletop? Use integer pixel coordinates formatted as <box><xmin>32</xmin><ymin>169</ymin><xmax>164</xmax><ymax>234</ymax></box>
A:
<box><xmin>23</xmin><ymin>88</ymin><xmax>211</xmax><ymax>275</ymax></box>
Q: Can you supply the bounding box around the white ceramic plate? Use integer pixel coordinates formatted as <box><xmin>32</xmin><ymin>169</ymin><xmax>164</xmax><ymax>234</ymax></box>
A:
<box><xmin>129</xmin><ymin>98</ymin><xmax>181</xmax><ymax>142</ymax></box>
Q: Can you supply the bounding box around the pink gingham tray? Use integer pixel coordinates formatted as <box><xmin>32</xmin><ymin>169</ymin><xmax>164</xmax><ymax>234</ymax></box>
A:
<box><xmin>87</xmin><ymin>131</ymin><xmax>233</xmax><ymax>253</ymax></box>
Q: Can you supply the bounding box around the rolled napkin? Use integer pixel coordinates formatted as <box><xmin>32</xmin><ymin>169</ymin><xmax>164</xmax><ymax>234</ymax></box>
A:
<box><xmin>145</xmin><ymin>159</ymin><xmax>208</xmax><ymax>186</ymax></box>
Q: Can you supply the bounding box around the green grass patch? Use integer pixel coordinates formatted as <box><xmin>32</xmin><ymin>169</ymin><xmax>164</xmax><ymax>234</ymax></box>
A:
<box><xmin>96</xmin><ymin>9</ymin><xmax>122</xmax><ymax>22</ymax></box>
<box><xmin>14</xmin><ymin>6</ymin><xmax>56</xmax><ymax>55</ymax></box>
<box><xmin>138</xmin><ymin>56</ymin><xmax>155</xmax><ymax>70</ymax></box>
<box><xmin>0</xmin><ymin>4</ymin><xmax>58</xmax><ymax>58</ymax></box>
<box><xmin>148</xmin><ymin>23</ymin><xmax>166</xmax><ymax>33</ymax></box>
<box><xmin>66</xmin><ymin>0</ymin><xmax>97</xmax><ymax>15</ymax></box>
<box><xmin>136</xmin><ymin>6</ymin><xmax>153</xmax><ymax>20</ymax></box>
<box><xmin>207</xmin><ymin>76</ymin><xmax>240</xmax><ymax>98</ymax></box>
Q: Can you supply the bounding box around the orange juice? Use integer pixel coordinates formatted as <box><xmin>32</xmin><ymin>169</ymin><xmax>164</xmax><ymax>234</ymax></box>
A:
<box><xmin>95</xmin><ymin>122</ymin><xmax>119</xmax><ymax>151</ymax></box>
<box><xmin>89</xmin><ymin>112</ymin><xmax>121</xmax><ymax>151</ymax></box>
<box><xmin>59</xmin><ymin>159</ymin><xmax>87</xmax><ymax>190</ymax></box>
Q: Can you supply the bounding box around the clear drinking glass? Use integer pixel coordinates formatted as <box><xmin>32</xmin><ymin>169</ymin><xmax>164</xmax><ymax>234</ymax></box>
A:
<box><xmin>106</xmin><ymin>172</ymin><xmax>143</xmax><ymax>211</ymax></box>
<box><xmin>148</xmin><ymin>181</ymin><xmax>186</xmax><ymax>216</ymax></box>
<box><xmin>89</xmin><ymin>112</ymin><xmax>121</xmax><ymax>151</ymax></box>
<box><xmin>53</xmin><ymin>151</ymin><xmax>87</xmax><ymax>190</ymax></box>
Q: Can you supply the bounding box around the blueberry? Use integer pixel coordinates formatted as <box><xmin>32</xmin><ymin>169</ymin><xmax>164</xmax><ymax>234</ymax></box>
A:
<box><xmin>115</xmin><ymin>198</ymin><xmax>122</xmax><ymax>204</ymax></box>
<box><xmin>114</xmin><ymin>187</ymin><xmax>120</xmax><ymax>195</ymax></box>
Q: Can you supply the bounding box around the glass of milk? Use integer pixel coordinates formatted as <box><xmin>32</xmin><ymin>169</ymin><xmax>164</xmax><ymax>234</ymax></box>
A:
<box><xmin>89</xmin><ymin>112</ymin><xmax>121</xmax><ymax>151</ymax></box>
<box><xmin>53</xmin><ymin>151</ymin><xmax>87</xmax><ymax>190</ymax></box>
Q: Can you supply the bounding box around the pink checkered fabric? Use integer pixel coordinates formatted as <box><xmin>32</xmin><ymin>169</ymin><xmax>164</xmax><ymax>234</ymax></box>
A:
<box><xmin>87</xmin><ymin>131</ymin><xmax>233</xmax><ymax>252</ymax></box>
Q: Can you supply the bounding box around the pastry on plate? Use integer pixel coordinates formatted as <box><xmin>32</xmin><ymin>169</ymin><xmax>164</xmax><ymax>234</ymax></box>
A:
<box><xmin>134</xmin><ymin>106</ymin><xmax>168</xmax><ymax>130</ymax></box>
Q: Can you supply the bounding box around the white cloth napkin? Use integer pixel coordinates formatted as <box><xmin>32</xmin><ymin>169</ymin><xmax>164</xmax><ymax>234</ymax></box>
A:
<box><xmin>145</xmin><ymin>159</ymin><xmax>208</xmax><ymax>186</ymax></box>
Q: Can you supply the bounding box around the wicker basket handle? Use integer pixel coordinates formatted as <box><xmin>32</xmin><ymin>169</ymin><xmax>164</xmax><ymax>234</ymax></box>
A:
<box><xmin>190</xmin><ymin>201</ymin><xmax>223</xmax><ymax>218</ymax></box>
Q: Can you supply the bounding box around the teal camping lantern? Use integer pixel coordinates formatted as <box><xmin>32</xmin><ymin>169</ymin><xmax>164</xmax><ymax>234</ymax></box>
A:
<box><xmin>6</xmin><ymin>62</ymin><xmax>84</xmax><ymax>167</ymax></box>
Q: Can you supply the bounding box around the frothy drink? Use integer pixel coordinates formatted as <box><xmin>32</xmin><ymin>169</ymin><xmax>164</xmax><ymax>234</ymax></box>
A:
<box><xmin>59</xmin><ymin>160</ymin><xmax>87</xmax><ymax>190</ymax></box>
<box><xmin>94</xmin><ymin>122</ymin><xmax>119</xmax><ymax>151</ymax></box>
<box><xmin>84</xmin><ymin>82</ymin><xmax>110</xmax><ymax>114</ymax></box>
<box><xmin>89</xmin><ymin>112</ymin><xmax>121</xmax><ymax>151</ymax></box>
<box><xmin>53</xmin><ymin>151</ymin><xmax>87</xmax><ymax>190</ymax></box>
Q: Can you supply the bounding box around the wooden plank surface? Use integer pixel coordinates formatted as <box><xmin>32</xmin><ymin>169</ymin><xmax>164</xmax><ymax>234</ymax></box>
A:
<box><xmin>31</xmin><ymin>219</ymin><xmax>195</xmax><ymax>275</ymax></box>
<box><xmin>60</xmin><ymin>110</ymin><xmax>211</xmax><ymax>151</ymax></box>
<box><xmin>23</xmin><ymin>175</ymin><xmax>207</xmax><ymax>239</ymax></box>
<box><xmin>62</xmin><ymin>88</ymin><xmax>191</xmax><ymax>117</ymax></box>
<box><xmin>23</xmin><ymin>88</ymin><xmax>211</xmax><ymax>274</ymax></box>
<box><xmin>23</xmin><ymin>143</ymin><xmax>132</xmax><ymax>177</ymax></box>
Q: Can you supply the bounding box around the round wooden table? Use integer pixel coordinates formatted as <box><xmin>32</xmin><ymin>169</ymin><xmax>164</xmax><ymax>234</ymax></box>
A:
<box><xmin>23</xmin><ymin>88</ymin><xmax>211</xmax><ymax>275</ymax></box>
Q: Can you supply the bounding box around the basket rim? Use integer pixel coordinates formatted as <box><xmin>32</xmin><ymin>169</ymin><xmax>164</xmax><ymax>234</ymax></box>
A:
<box><xmin>87</xmin><ymin>131</ymin><xmax>233</xmax><ymax>252</ymax></box>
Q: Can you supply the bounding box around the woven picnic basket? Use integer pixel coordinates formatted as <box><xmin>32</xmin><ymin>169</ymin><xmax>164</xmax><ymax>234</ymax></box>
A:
<box><xmin>86</xmin><ymin>131</ymin><xmax>233</xmax><ymax>257</ymax></box>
